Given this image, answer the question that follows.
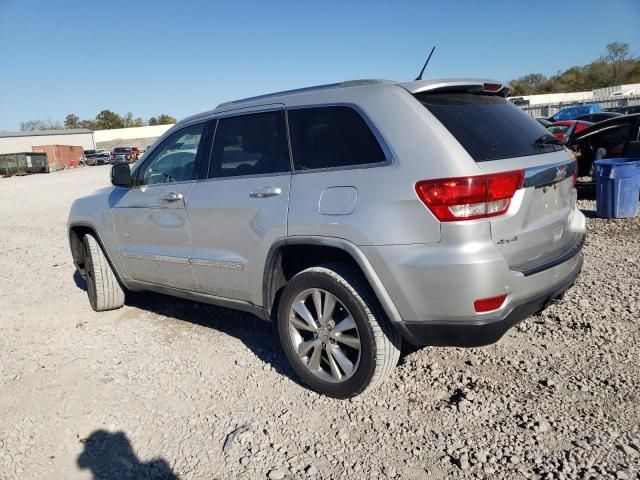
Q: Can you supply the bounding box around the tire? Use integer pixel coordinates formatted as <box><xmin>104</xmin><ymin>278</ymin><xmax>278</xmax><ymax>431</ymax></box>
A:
<box><xmin>277</xmin><ymin>264</ymin><xmax>401</xmax><ymax>398</ymax></box>
<box><xmin>82</xmin><ymin>234</ymin><xmax>125</xmax><ymax>312</ymax></box>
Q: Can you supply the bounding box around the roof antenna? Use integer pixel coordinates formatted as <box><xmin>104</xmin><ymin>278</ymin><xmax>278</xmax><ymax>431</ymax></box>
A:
<box><xmin>415</xmin><ymin>46</ymin><xmax>436</xmax><ymax>81</ymax></box>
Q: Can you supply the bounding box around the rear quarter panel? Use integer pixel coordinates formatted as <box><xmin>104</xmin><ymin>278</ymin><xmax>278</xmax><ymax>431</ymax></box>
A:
<box><xmin>286</xmin><ymin>84</ymin><xmax>483</xmax><ymax>246</ymax></box>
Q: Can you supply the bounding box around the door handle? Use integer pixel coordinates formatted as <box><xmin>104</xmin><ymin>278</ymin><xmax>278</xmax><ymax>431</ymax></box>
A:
<box><xmin>250</xmin><ymin>187</ymin><xmax>282</xmax><ymax>198</ymax></box>
<box><xmin>161</xmin><ymin>191</ymin><xmax>183</xmax><ymax>202</ymax></box>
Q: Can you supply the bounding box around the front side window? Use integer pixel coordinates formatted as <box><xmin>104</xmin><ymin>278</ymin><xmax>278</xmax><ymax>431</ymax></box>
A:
<box><xmin>209</xmin><ymin>110</ymin><xmax>290</xmax><ymax>178</ymax></box>
<box><xmin>288</xmin><ymin>106</ymin><xmax>386</xmax><ymax>170</ymax></box>
<box><xmin>137</xmin><ymin>123</ymin><xmax>205</xmax><ymax>185</ymax></box>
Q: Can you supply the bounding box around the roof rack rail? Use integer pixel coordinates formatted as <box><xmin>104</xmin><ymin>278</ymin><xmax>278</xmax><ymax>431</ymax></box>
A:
<box><xmin>215</xmin><ymin>79</ymin><xmax>394</xmax><ymax>109</ymax></box>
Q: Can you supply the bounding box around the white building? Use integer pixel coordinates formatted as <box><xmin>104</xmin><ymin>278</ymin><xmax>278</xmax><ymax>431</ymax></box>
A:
<box><xmin>93</xmin><ymin>124</ymin><xmax>174</xmax><ymax>143</ymax></box>
<box><xmin>0</xmin><ymin>129</ymin><xmax>95</xmax><ymax>155</ymax></box>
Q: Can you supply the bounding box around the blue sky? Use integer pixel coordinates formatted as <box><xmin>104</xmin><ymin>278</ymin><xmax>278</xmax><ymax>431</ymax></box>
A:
<box><xmin>1</xmin><ymin>0</ymin><xmax>638</xmax><ymax>131</ymax></box>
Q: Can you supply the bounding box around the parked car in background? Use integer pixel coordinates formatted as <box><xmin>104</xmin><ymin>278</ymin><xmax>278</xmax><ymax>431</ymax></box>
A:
<box><xmin>610</xmin><ymin>89</ymin><xmax>635</xmax><ymax>99</ymax></box>
<box><xmin>92</xmin><ymin>151</ymin><xmax>111</xmax><ymax>165</ymax></box>
<box><xmin>575</xmin><ymin>112</ymin><xmax>623</xmax><ymax>123</ymax></box>
<box><xmin>83</xmin><ymin>149</ymin><xmax>97</xmax><ymax>164</ymax></box>
<box><xmin>536</xmin><ymin>118</ymin><xmax>553</xmax><ymax>128</ymax></box>
<box><xmin>548</xmin><ymin>120</ymin><xmax>592</xmax><ymax>143</ymax></box>
<box><xmin>68</xmin><ymin>78</ymin><xmax>585</xmax><ymax>397</ymax></box>
<box><xmin>130</xmin><ymin>147</ymin><xmax>140</xmax><ymax>160</ymax></box>
<box><xmin>110</xmin><ymin>147</ymin><xmax>135</xmax><ymax>164</ymax></box>
<box><xmin>568</xmin><ymin>113</ymin><xmax>640</xmax><ymax>189</ymax></box>
<box><xmin>549</xmin><ymin>103</ymin><xmax>602</xmax><ymax>122</ymax></box>
<box><xmin>509</xmin><ymin>97</ymin><xmax>530</xmax><ymax>106</ymax></box>
<box><xmin>609</xmin><ymin>105</ymin><xmax>640</xmax><ymax>115</ymax></box>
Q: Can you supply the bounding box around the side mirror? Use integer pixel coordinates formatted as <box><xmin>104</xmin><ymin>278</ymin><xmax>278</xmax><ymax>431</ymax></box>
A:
<box><xmin>111</xmin><ymin>163</ymin><xmax>131</xmax><ymax>187</ymax></box>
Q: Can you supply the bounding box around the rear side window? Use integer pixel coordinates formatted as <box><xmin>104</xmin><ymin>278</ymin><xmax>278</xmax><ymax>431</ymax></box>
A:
<box><xmin>288</xmin><ymin>106</ymin><xmax>386</xmax><ymax>170</ymax></box>
<box><xmin>209</xmin><ymin>110</ymin><xmax>290</xmax><ymax>178</ymax></box>
<box><xmin>417</xmin><ymin>93</ymin><xmax>563</xmax><ymax>162</ymax></box>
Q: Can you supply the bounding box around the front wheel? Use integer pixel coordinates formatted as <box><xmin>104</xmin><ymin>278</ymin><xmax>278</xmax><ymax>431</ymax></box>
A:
<box><xmin>277</xmin><ymin>264</ymin><xmax>400</xmax><ymax>398</ymax></box>
<box><xmin>83</xmin><ymin>234</ymin><xmax>125</xmax><ymax>312</ymax></box>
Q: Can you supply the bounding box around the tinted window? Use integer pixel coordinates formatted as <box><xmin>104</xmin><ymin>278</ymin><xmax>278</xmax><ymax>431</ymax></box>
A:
<box><xmin>288</xmin><ymin>106</ymin><xmax>386</xmax><ymax>170</ymax></box>
<box><xmin>209</xmin><ymin>111</ymin><xmax>289</xmax><ymax>178</ymax></box>
<box><xmin>137</xmin><ymin>123</ymin><xmax>204</xmax><ymax>185</ymax></box>
<box><xmin>417</xmin><ymin>93</ymin><xmax>563</xmax><ymax>162</ymax></box>
<box><xmin>586</xmin><ymin>124</ymin><xmax>632</xmax><ymax>158</ymax></box>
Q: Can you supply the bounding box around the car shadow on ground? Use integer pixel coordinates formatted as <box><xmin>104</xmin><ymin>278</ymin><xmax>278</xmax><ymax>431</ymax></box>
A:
<box><xmin>580</xmin><ymin>208</ymin><xmax>599</xmax><ymax>219</ymax></box>
<box><xmin>73</xmin><ymin>270</ymin><xmax>87</xmax><ymax>291</ymax></box>
<box><xmin>123</xmin><ymin>290</ymin><xmax>304</xmax><ymax>389</ymax></box>
<box><xmin>77</xmin><ymin>430</ymin><xmax>177</xmax><ymax>480</ymax></box>
<box><xmin>73</xmin><ymin>274</ymin><xmax>414</xmax><ymax>387</ymax></box>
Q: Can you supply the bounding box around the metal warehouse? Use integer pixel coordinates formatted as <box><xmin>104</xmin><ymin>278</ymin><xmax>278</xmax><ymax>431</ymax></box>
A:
<box><xmin>0</xmin><ymin>129</ymin><xmax>95</xmax><ymax>155</ymax></box>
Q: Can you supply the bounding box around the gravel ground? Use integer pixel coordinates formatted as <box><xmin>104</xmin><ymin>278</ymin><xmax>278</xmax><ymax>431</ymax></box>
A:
<box><xmin>0</xmin><ymin>166</ymin><xmax>638</xmax><ymax>480</ymax></box>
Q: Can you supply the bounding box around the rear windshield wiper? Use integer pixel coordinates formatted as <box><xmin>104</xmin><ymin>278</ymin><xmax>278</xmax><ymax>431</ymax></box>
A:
<box><xmin>533</xmin><ymin>134</ymin><xmax>564</xmax><ymax>147</ymax></box>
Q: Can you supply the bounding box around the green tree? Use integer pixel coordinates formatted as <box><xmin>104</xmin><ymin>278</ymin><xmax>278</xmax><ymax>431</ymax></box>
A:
<box><xmin>148</xmin><ymin>116</ymin><xmax>158</xmax><ymax>126</ymax></box>
<box><xmin>79</xmin><ymin>119</ymin><xmax>98</xmax><ymax>130</ymax></box>
<box><xmin>64</xmin><ymin>113</ymin><xmax>80</xmax><ymax>129</ymax></box>
<box><xmin>157</xmin><ymin>114</ymin><xmax>176</xmax><ymax>125</ymax></box>
<box><xmin>95</xmin><ymin>110</ymin><xmax>124</xmax><ymax>130</ymax></box>
<box><xmin>509</xmin><ymin>41</ymin><xmax>640</xmax><ymax>95</ymax></box>
<box><xmin>510</xmin><ymin>73</ymin><xmax>548</xmax><ymax>95</ymax></box>
<box><xmin>122</xmin><ymin>112</ymin><xmax>135</xmax><ymax>128</ymax></box>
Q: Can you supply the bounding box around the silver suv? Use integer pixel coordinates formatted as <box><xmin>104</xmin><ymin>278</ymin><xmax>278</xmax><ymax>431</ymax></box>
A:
<box><xmin>68</xmin><ymin>79</ymin><xmax>585</xmax><ymax>398</ymax></box>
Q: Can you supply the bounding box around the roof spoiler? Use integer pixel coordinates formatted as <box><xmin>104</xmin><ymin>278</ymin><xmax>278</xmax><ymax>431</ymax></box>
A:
<box><xmin>398</xmin><ymin>79</ymin><xmax>511</xmax><ymax>97</ymax></box>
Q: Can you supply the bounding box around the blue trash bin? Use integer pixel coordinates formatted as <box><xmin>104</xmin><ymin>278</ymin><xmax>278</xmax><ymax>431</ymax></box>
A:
<box><xmin>594</xmin><ymin>159</ymin><xmax>640</xmax><ymax>218</ymax></box>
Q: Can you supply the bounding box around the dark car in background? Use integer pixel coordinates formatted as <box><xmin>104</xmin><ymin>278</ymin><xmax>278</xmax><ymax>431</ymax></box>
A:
<box><xmin>568</xmin><ymin>114</ymin><xmax>640</xmax><ymax>189</ymax></box>
<box><xmin>91</xmin><ymin>151</ymin><xmax>111</xmax><ymax>165</ymax></box>
<box><xmin>608</xmin><ymin>105</ymin><xmax>640</xmax><ymax>115</ymax></box>
<box><xmin>575</xmin><ymin>112</ymin><xmax>623</xmax><ymax>123</ymax></box>
<box><xmin>110</xmin><ymin>147</ymin><xmax>135</xmax><ymax>164</ymax></box>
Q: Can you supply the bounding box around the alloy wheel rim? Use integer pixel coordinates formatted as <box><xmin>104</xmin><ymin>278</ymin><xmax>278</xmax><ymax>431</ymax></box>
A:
<box><xmin>288</xmin><ymin>288</ymin><xmax>361</xmax><ymax>383</ymax></box>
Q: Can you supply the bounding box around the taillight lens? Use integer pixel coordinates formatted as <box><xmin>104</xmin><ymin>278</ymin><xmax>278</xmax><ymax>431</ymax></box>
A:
<box><xmin>570</xmin><ymin>152</ymin><xmax>578</xmax><ymax>188</ymax></box>
<box><xmin>415</xmin><ymin>170</ymin><xmax>524</xmax><ymax>221</ymax></box>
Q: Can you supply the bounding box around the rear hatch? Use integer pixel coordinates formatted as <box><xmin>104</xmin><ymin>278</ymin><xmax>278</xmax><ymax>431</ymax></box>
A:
<box><xmin>413</xmin><ymin>85</ymin><xmax>582</xmax><ymax>274</ymax></box>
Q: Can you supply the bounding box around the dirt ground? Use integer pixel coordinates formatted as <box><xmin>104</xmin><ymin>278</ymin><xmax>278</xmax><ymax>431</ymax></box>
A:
<box><xmin>0</xmin><ymin>166</ymin><xmax>638</xmax><ymax>480</ymax></box>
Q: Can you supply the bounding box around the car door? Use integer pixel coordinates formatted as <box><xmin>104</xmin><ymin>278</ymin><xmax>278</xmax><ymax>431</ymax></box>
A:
<box><xmin>112</xmin><ymin>121</ymin><xmax>209</xmax><ymax>290</ymax></box>
<box><xmin>187</xmin><ymin>107</ymin><xmax>291</xmax><ymax>305</ymax></box>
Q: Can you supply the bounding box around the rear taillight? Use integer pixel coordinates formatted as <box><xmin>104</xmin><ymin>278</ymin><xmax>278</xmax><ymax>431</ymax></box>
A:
<box><xmin>415</xmin><ymin>170</ymin><xmax>524</xmax><ymax>222</ymax></box>
<box><xmin>570</xmin><ymin>152</ymin><xmax>578</xmax><ymax>188</ymax></box>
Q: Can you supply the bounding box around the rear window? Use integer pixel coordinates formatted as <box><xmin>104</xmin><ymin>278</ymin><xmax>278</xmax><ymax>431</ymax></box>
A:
<box><xmin>417</xmin><ymin>93</ymin><xmax>563</xmax><ymax>162</ymax></box>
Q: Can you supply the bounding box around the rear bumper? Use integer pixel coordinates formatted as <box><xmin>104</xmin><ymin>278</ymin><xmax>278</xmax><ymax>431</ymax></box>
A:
<box><xmin>394</xmin><ymin>253</ymin><xmax>583</xmax><ymax>347</ymax></box>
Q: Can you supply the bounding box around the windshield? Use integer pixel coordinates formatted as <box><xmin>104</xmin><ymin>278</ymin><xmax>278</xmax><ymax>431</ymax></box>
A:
<box><xmin>416</xmin><ymin>92</ymin><xmax>564</xmax><ymax>162</ymax></box>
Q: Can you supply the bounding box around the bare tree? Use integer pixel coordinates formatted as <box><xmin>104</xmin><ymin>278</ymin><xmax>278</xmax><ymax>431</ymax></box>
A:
<box><xmin>604</xmin><ymin>42</ymin><xmax>630</xmax><ymax>79</ymax></box>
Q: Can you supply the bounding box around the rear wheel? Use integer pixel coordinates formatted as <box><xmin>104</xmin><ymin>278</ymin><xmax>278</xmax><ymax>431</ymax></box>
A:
<box><xmin>83</xmin><ymin>234</ymin><xmax>125</xmax><ymax>311</ymax></box>
<box><xmin>277</xmin><ymin>264</ymin><xmax>400</xmax><ymax>398</ymax></box>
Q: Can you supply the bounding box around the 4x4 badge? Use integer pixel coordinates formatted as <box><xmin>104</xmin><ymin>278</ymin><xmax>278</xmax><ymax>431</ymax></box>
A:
<box><xmin>497</xmin><ymin>235</ymin><xmax>518</xmax><ymax>245</ymax></box>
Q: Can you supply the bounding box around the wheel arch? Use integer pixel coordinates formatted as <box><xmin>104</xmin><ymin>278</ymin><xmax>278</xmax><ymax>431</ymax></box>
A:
<box><xmin>262</xmin><ymin>237</ymin><xmax>402</xmax><ymax>323</ymax></box>
<box><xmin>68</xmin><ymin>222</ymin><xmax>124</xmax><ymax>285</ymax></box>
